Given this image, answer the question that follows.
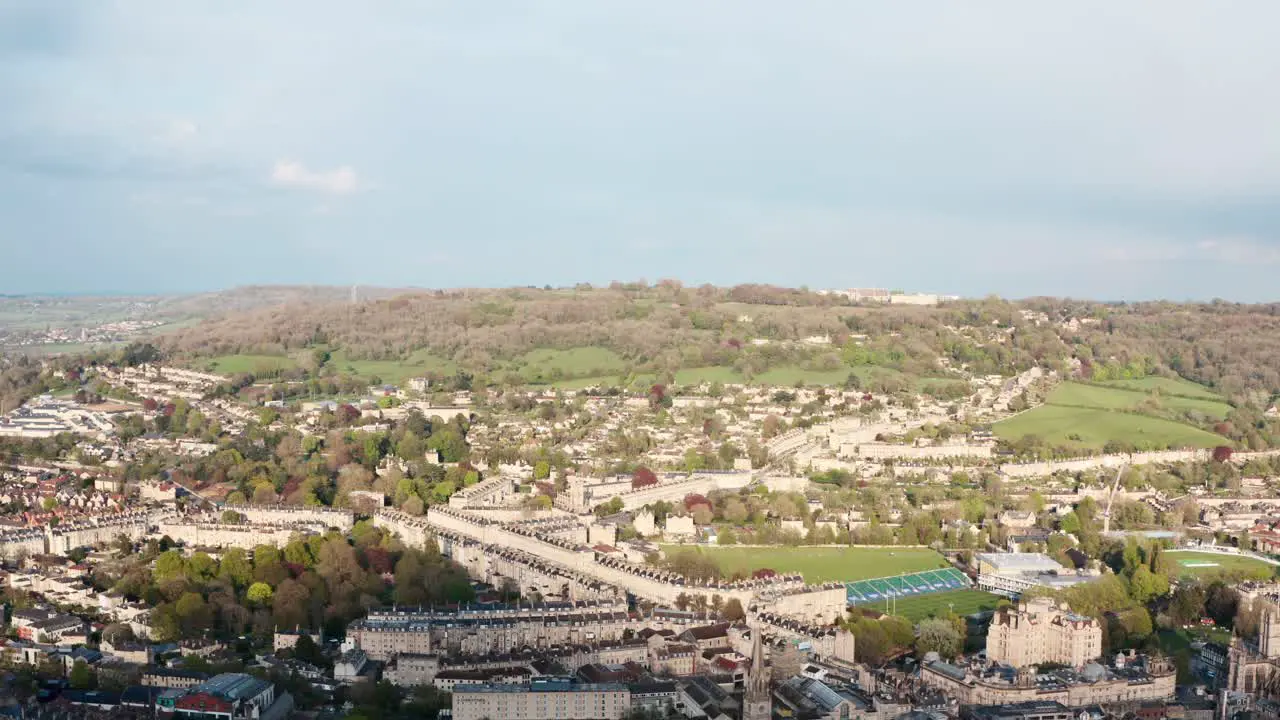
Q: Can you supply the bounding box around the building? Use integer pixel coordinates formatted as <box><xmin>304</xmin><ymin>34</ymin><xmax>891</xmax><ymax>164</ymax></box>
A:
<box><xmin>963</xmin><ymin>700</ymin><xmax>1075</xmax><ymax>720</ymax></box>
<box><xmin>986</xmin><ymin>597</ymin><xmax>1102</xmax><ymax>668</ymax></box>
<box><xmin>975</xmin><ymin>553</ymin><xmax>1093</xmax><ymax>597</ymax></box>
<box><xmin>334</xmin><ymin>649</ymin><xmax>370</xmax><ymax>683</ymax></box>
<box><xmin>743</xmin><ymin>627</ymin><xmax>772</xmax><ymax>720</ymax></box>
<box><xmin>163</xmin><ymin>673</ymin><xmax>292</xmax><ymax>720</ymax></box>
<box><xmin>142</xmin><ymin>667</ymin><xmax>210</xmax><ymax>689</ymax></box>
<box><xmin>347</xmin><ymin>600</ymin><xmax>637</xmax><ymax>661</ymax></box>
<box><xmin>1226</xmin><ymin>604</ymin><xmax>1280</xmax><ymax>696</ymax></box>
<box><xmin>451</xmin><ymin>678</ymin><xmax>631</xmax><ymax>720</ymax></box>
<box><xmin>921</xmin><ymin>656</ymin><xmax>1175</xmax><ymax>707</ymax></box>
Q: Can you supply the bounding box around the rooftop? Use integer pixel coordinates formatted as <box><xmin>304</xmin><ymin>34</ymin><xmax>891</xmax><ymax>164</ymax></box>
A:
<box><xmin>194</xmin><ymin>673</ymin><xmax>272</xmax><ymax>701</ymax></box>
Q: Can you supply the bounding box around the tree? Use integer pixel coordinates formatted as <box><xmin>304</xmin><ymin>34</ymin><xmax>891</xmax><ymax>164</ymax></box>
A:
<box><xmin>218</xmin><ymin>548</ymin><xmax>253</xmax><ymax>589</ymax></box>
<box><xmin>1213</xmin><ymin>446</ymin><xmax>1235</xmax><ymax>463</ymax></box>
<box><xmin>632</xmin><ymin>467</ymin><xmax>658</xmax><ymax>490</ymax></box>
<box><xmin>337</xmin><ymin>404</ymin><xmax>361</xmax><ymax>424</ymax></box>
<box><xmin>402</xmin><ymin>496</ymin><xmax>426</xmax><ymax>516</ymax></box>
<box><xmin>69</xmin><ymin>660</ymin><xmax>94</xmax><ymax>690</ymax></box>
<box><xmin>533</xmin><ymin>461</ymin><xmax>551</xmax><ymax>480</ymax></box>
<box><xmin>1129</xmin><ymin>565</ymin><xmax>1168</xmax><ymax>604</ymax></box>
<box><xmin>722</xmin><ymin>598</ymin><xmax>746</xmax><ymax>622</ymax></box>
<box><xmin>175</xmin><ymin>592</ymin><xmax>213</xmax><ymax>637</ymax></box>
<box><xmin>915</xmin><ymin>617</ymin><xmax>962</xmax><ymax>659</ymax></box>
<box><xmin>154</xmin><ymin>550</ymin><xmax>187</xmax><ymax>583</ymax></box>
<box><xmin>247</xmin><ymin>582</ymin><xmax>274</xmax><ymax>606</ymax></box>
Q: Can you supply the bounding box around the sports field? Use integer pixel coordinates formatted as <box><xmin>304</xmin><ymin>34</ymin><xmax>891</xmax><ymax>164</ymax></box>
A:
<box><xmin>659</xmin><ymin>545</ymin><xmax>949</xmax><ymax>583</ymax></box>
<box><xmin>860</xmin><ymin>588</ymin><xmax>1003</xmax><ymax>621</ymax></box>
<box><xmin>1167</xmin><ymin>551</ymin><xmax>1280</xmax><ymax>579</ymax></box>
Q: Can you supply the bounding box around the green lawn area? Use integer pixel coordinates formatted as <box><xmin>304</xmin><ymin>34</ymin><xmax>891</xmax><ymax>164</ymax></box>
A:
<box><xmin>204</xmin><ymin>354</ymin><xmax>298</xmax><ymax>375</ymax></box>
<box><xmin>515</xmin><ymin>347</ymin><xmax>628</xmax><ymax>382</ymax></box>
<box><xmin>1167</xmin><ymin>551</ymin><xmax>1280</xmax><ymax>580</ymax></box>
<box><xmin>330</xmin><ymin>349</ymin><xmax>457</xmax><ymax>384</ymax></box>
<box><xmin>1097</xmin><ymin>376</ymin><xmax>1224</xmax><ymax>401</ymax></box>
<box><xmin>1048</xmin><ymin>382</ymin><xmax>1231</xmax><ymax>419</ymax></box>
<box><xmin>674</xmin><ymin>367</ymin><xmax>744</xmax><ymax>385</ymax></box>
<box><xmin>659</xmin><ymin>545</ymin><xmax>949</xmax><ymax>583</ymax></box>
<box><xmin>861</xmin><ymin>589</ymin><xmax>1003</xmax><ymax>621</ymax></box>
<box><xmin>540</xmin><ymin>375</ymin><xmax>624</xmax><ymax>390</ymax></box>
<box><xmin>994</xmin><ymin>404</ymin><xmax>1229</xmax><ymax>450</ymax></box>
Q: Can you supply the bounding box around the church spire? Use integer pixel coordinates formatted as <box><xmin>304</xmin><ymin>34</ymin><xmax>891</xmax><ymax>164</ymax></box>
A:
<box><xmin>744</xmin><ymin>626</ymin><xmax>771</xmax><ymax>720</ymax></box>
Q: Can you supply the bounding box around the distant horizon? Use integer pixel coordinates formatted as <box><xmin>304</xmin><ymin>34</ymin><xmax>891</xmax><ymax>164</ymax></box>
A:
<box><xmin>1</xmin><ymin>281</ymin><xmax>1273</xmax><ymax>306</ymax></box>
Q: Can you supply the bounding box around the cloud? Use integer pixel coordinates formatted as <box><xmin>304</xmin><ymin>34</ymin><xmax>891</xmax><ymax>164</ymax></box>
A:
<box><xmin>156</xmin><ymin>119</ymin><xmax>198</xmax><ymax>144</ymax></box>
<box><xmin>269</xmin><ymin>160</ymin><xmax>358</xmax><ymax>195</ymax></box>
<box><xmin>1195</xmin><ymin>237</ymin><xmax>1280</xmax><ymax>265</ymax></box>
<box><xmin>1099</xmin><ymin>236</ymin><xmax>1280</xmax><ymax>266</ymax></box>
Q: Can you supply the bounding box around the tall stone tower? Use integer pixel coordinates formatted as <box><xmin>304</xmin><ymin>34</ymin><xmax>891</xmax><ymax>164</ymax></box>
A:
<box><xmin>1262</xmin><ymin>606</ymin><xmax>1280</xmax><ymax>659</ymax></box>
<box><xmin>743</xmin><ymin>628</ymin><xmax>772</xmax><ymax>720</ymax></box>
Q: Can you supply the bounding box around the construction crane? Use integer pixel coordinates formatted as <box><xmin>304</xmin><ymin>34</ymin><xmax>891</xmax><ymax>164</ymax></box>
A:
<box><xmin>1101</xmin><ymin>463</ymin><xmax>1127</xmax><ymax>535</ymax></box>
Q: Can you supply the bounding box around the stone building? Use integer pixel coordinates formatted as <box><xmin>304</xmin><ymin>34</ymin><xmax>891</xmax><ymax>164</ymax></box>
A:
<box><xmin>921</xmin><ymin>655</ymin><xmax>1174</xmax><ymax>707</ymax></box>
<box><xmin>1226</xmin><ymin>604</ymin><xmax>1280</xmax><ymax>696</ymax></box>
<box><xmin>986</xmin><ymin>597</ymin><xmax>1102</xmax><ymax>668</ymax></box>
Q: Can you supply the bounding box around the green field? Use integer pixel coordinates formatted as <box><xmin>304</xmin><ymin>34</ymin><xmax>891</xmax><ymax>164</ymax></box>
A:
<box><xmin>659</xmin><ymin>545</ymin><xmax>949</xmax><ymax>583</ymax></box>
<box><xmin>995</xmin><ymin>404</ymin><xmax>1228</xmax><ymax>450</ymax></box>
<box><xmin>674</xmin><ymin>367</ymin><xmax>744</xmax><ymax>385</ymax></box>
<box><xmin>864</xmin><ymin>589</ymin><xmax>1003</xmax><ymax>621</ymax></box>
<box><xmin>1167</xmin><ymin>551</ymin><xmax>1280</xmax><ymax>579</ymax></box>
<box><xmin>205</xmin><ymin>354</ymin><xmax>298</xmax><ymax>375</ymax></box>
<box><xmin>516</xmin><ymin>347</ymin><xmax>628</xmax><ymax>382</ymax></box>
<box><xmin>330</xmin><ymin>349</ymin><xmax>457</xmax><ymax>384</ymax></box>
<box><xmin>1047</xmin><ymin>382</ymin><xmax>1231</xmax><ymax>419</ymax></box>
<box><xmin>1097</xmin><ymin>376</ymin><xmax>1223</xmax><ymax>401</ymax></box>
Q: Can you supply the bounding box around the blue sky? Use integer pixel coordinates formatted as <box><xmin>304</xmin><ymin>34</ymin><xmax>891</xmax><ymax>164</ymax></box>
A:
<box><xmin>3</xmin><ymin>2</ymin><xmax>1279</xmax><ymax>300</ymax></box>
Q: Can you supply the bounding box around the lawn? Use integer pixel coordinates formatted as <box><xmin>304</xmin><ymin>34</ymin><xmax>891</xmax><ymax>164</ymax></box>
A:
<box><xmin>204</xmin><ymin>354</ymin><xmax>298</xmax><ymax>375</ymax></box>
<box><xmin>658</xmin><ymin>545</ymin><xmax>949</xmax><ymax>583</ymax></box>
<box><xmin>859</xmin><ymin>589</ymin><xmax>1003</xmax><ymax>621</ymax></box>
<box><xmin>330</xmin><ymin>349</ymin><xmax>457</xmax><ymax>384</ymax></box>
<box><xmin>1166</xmin><ymin>551</ymin><xmax>1280</xmax><ymax>580</ymax></box>
<box><xmin>994</xmin><ymin>404</ymin><xmax>1230</xmax><ymax>451</ymax></box>
<box><xmin>1048</xmin><ymin>382</ymin><xmax>1231</xmax><ymax>419</ymax></box>
<box><xmin>1097</xmin><ymin>376</ymin><xmax>1223</xmax><ymax>401</ymax></box>
<box><xmin>516</xmin><ymin>347</ymin><xmax>628</xmax><ymax>382</ymax></box>
<box><xmin>674</xmin><ymin>367</ymin><xmax>744</xmax><ymax>385</ymax></box>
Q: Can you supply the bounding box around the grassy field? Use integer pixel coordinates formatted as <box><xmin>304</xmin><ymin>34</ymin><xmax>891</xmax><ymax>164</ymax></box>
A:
<box><xmin>205</xmin><ymin>354</ymin><xmax>298</xmax><ymax>375</ymax></box>
<box><xmin>1048</xmin><ymin>382</ymin><xmax>1231</xmax><ymax>419</ymax></box>
<box><xmin>330</xmin><ymin>349</ymin><xmax>457</xmax><ymax>384</ymax></box>
<box><xmin>1167</xmin><ymin>551</ymin><xmax>1280</xmax><ymax>579</ymax></box>
<box><xmin>659</xmin><ymin>545</ymin><xmax>949</xmax><ymax>583</ymax></box>
<box><xmin>994</xmin><ymin>405</ymin><xmax>1229</xmax><ymax>450</ymax></box>
<box><xmin>1098</xmin><ymin>376</ymin><xmax>1223</xmax><ymax>401</ymax></box>
<box><xmin>674</xmin><ymin>367</ymin><xmax>744</xmax><ymax>385</ymax></box>
<box><xmin>516</xmin><ymin>347</ymin><xmax>628</xmax><ymax>382</ymax></box>
<box><xmin>859</xmin><ymin>589</ymin><xmax>1003</xmax><ymax>621</ymax></box>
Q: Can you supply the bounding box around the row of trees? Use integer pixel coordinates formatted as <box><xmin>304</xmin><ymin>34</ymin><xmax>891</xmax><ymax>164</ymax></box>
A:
<box><xmin>101</xmin><ymin>522</ymin><xmax>473</xmax><ymax>642</ymax></box>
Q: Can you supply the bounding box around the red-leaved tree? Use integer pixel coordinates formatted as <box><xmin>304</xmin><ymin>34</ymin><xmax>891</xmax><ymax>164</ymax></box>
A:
<box><xmin>683</xmin><ymin>493</ymin><xmax>711</xmax><ymax>513</ymax></box>
<box><xmin>752</xmin><ymin>568</ymin><xmax>777</xmax><ymax>579</ymax></box>
<box><xmin>1213</xmin><ymin>446</ymin><xmax>1234</xmax><ymax>463</ymax></box>
<box><xmin>337</xmin><ymin>404</ymin><xmax>361</xmax><ymax>424</ymax></box>
<box><xmin>632</xmin><ymin>467</ymin><xmax>658</xmax><ymax>490</ymax></box>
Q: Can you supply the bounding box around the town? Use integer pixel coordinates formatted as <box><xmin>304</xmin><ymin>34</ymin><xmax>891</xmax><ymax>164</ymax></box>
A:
<box><xmin>0</xmin><ymin>291</ymin><xmax>1277</xmax><ymax>720</ymax></box>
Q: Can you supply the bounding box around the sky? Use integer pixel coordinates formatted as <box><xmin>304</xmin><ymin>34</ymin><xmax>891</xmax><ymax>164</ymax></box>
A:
<box><xmin>3</xmin><ymin>2</ymin><xmax>1280</xmax><ymax>301</ymax></box>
